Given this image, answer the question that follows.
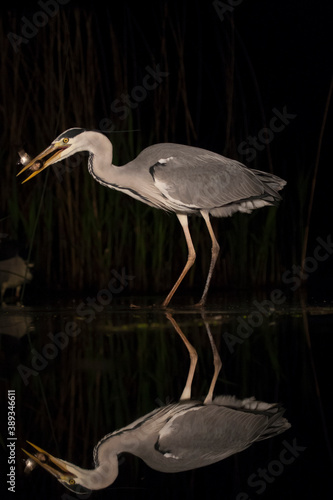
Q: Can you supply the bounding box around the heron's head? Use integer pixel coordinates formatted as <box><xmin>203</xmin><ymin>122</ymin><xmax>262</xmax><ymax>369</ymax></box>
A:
<box><xmin>22</xmin><ymin>441</ymin><xmax>119</xmax><ymax>493</ymax></box>
<box><xmin>17</xmin><ymin>128</ymin><xmax>92</xmax><ymax>183</ymax></box>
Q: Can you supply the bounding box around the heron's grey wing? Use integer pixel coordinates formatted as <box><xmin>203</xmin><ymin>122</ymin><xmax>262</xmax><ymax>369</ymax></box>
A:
<box><xmin>155</xmin><ymin>400</ymin><xmax>289</xmax><ymax>468</ymax></box>
<box><xmin>150</xmin><ymin>151</ymin><xmax>284</xmax><ymax>214</ymax></box>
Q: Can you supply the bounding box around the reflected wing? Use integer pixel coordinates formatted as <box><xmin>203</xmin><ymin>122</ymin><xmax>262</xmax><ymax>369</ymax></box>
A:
<box><xmin>156</xmin><ymin>398</ymin><xmax>289</xmax><ymax>469</ymax></box>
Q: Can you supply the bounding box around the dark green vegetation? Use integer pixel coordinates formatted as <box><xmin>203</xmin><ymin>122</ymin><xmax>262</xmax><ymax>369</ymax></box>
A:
<box><xmin>0</xmin><ymin>5</ymin><xmax>329</xmax><ymax>295</ymax></box>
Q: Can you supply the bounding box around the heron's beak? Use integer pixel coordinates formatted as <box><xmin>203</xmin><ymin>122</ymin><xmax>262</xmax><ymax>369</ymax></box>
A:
<box><xmin>17</xmin><ymin>142</ymin><xmax>70</xmax><ymax>184</ymax></box>
<box><xmin>22</xmin><ymin>442</ymin><xmax>76</xmax><ymax>481</ymax></box>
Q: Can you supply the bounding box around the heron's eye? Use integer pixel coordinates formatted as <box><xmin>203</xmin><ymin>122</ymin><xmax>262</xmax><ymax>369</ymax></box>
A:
<box><xmin>68</xmin><ymin>478</ymin><xmax>75</xmax><ymax>485</ymax></box>
<box><xmin>63</xmin><ymin>138</ymin><xmax>69</xmax><ymax>144</ymax></box>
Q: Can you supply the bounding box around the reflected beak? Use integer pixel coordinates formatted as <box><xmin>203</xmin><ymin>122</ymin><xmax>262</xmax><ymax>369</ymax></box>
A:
<box><xmin>17</xmin><ymin>142</ymin><xmax>70</xmax><ymax>184</ymax></box>
<box><xmin>22</xmin><ymin>442</ymin><xmax>76</xmax><ymax>481</ymax></box>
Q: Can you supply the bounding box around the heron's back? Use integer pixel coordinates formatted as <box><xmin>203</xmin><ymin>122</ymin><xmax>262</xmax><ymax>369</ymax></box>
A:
<box><xmin>135</xmin><ymin>396</ymin><xmax>290</xmax><ymax>473</ymax></box>
<box><xmin>139</xmin><ymin>143</ymin><xmax>286</xmax><ymax>217</ymax></box>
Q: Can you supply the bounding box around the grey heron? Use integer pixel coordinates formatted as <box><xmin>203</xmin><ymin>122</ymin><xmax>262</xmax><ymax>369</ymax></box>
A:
<box><xmin>22</xmin><ymin>314</ymin><xmax>290</xmax><ymax>493</ymax></box>
<box><xmin>17</xmin><ymin>128</ymin><xmax>286</xmax><ymax>306</ymax></box>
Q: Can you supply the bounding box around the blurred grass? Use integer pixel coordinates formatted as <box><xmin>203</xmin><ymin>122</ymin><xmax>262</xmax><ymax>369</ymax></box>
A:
<box><xmin>0</xmin><ymin>6</ymin><xmax>304</xmax><ymax>296</ymax></box>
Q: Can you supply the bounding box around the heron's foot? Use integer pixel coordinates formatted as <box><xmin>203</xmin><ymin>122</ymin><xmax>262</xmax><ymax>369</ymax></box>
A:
<box><xmin>194</xmin><ymin>300</ymin><xmax>206</xmax><ymax>308</ymax></box>
<box><xmin>129</xmin><ymin>302</ymin><xmax>167</xmax><ymax>310</ymax></box>
<box><xmin>130</xmin><ymin>303</ymin><xmax>154</xmax><ymax>309</ymax></box>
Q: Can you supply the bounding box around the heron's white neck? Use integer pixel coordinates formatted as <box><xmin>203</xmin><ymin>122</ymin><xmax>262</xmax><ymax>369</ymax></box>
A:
<box><xmin>82</xmin><ymin>131</ymin><xmax>170</xmax><ymax>210</ymax></box>
<box><xmin>85</xmin><ymin>131</ymin><xmax>140</xmax><ymax>194</ymax></box>
<box><xmin>84</xmin><ymin>131</ymin><xmax>115</xmax><ymax>176</ymax></box>
<box><xmin>68</xmin><ymin>454</ymin><xmax>119</xmax><ymax>490</ymax></box>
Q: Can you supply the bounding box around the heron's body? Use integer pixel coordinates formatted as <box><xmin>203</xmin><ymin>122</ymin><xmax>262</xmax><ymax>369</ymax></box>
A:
<box><xmin>95</xmin><ymin>396</ymin><xmax>289</xmax><ymax>475</ymax></box>
<box><xmin>85</xmin><ymin>132</ymin><xmax>284</xmax><ymax>216</ymax></box>
<box><xmin>23</xmin><ymin>396</ymin><xmax>290</xmax><ymax>491</ymax></box>
<box><xmin>18</xmin><ymin>128</ymin><xmax>286</xmax><ymax>306</ymax></box>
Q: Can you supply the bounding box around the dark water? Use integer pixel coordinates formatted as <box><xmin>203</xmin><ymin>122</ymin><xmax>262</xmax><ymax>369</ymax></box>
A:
<box><xmin>1</xmin><ymin>291</ymin><xmax>333</xmax><ymax>499</ymax></box>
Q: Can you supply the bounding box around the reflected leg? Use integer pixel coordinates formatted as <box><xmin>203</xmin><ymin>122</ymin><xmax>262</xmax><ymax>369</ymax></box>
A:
<box><xmin>203</xmin><ymin>316</ymin><xmax>222</xmax><ymax>404</ymax></box>
<box><xmin>166</xmin><ymin>312</ymin><xmax>198</xmax><ymax>400</ymax></box>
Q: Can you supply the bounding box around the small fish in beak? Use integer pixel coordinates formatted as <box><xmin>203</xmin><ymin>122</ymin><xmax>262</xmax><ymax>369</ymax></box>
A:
<box><xmin>24</xmin><ymin>452</ymin><xmax>47</xmax><ymax>475</ymax></box>
<box><xmin>17</xmin><ymin>149</ymin><xmax>43</xmax><ymax>172</ymax></box>
<box><xmin>22</xmin><ymin>441</ymin><xmax>77</xmax><ymax>482</ymax></box>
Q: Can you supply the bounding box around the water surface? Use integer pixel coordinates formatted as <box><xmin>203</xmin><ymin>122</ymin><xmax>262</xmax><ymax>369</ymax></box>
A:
<box><xmin>1</xmin><ymin>291</ymin><xmax>332</xmax><ymax>499</ymax></box>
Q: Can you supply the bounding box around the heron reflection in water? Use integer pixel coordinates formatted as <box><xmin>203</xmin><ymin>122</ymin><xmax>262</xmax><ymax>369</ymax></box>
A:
<box><xmin>17</xmin><ymin>129</ymin><xmax>286</xmax><ymax>306</ymax></box>
<box><xmin>23</xmin><ymin>314</ymin><xmax>290</xmax><ymax>494</ymax></box>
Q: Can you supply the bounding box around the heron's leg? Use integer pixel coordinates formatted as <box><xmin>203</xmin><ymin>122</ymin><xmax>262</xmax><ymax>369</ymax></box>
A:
<box><xmin>203</xmin><ymin>316</ymin><xmax>222</xmax><ymax>404</ymax></box>
<box><xmin>166</xmin><ymin>313</ymin><xmax>198</xmax><ymax>400</ymax></box>
<box><xmin>162</xmin><ymin>214</ymin><xmax>196</xmax><ymax>307</ymax></box>
<box><xmin>196</xmin><ymin>211</ymin><xmax>220</xmax><ymax>307</ymax></box>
